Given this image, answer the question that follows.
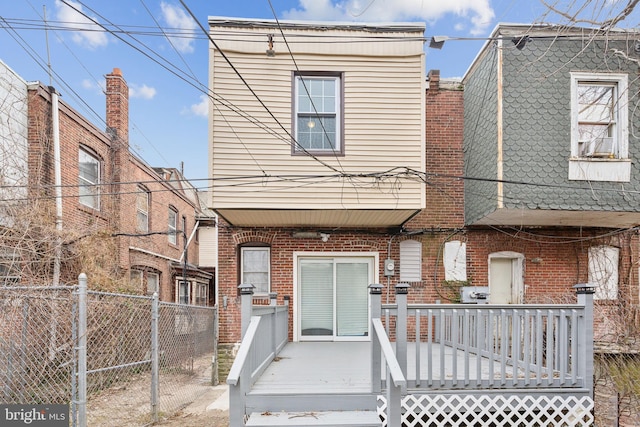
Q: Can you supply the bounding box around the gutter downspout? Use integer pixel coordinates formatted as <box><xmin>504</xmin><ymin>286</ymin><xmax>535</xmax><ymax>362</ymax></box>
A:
<box><xmin>496</xmin><ymin>39</ymin><xmax>504</xmax><ymax>209</ymax></box>
<box><xmin>51</xmin><ymin>87</ymin><xmax>62</xmax><ymax>286</ymax></box>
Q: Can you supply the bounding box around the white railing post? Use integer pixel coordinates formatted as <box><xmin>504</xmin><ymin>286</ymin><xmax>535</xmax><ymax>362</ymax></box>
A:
<box><xmin>574</xmin><ymin>283</ymin><xmax>595</xmax><ymax>398</ymax></box>
<box><xmin>369</xmin><ymin>284</ymin><xmax>383</xmax><ymax>393</ymax></box>
<box><xmin>270</xmin><ymin>292</ymin><xmax>278</xmax><ymax>357</ymax></box>
<box><xmin>239</xmin><ymin>283</ymin><xmax>254</xmax><ymax>338</ymax></box>
<box><xmin>396</xmin><ymin>283</ymin><xmax>410</xmax><ymax>382</ymax></box>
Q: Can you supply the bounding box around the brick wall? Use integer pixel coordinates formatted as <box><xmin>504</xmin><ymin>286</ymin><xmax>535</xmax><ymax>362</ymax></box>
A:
<box><xmin>408</xmin><ymin>69</ymin><xmax>465</xmax><ymax>230</ymax></box>
<box><xmin>25</xmin><ymin>70</ymin><xmax>203</xmax><ymax>299</ymax></box>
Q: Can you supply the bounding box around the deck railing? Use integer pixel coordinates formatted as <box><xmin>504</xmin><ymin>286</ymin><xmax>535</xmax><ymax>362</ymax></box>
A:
<box><xmin>374</xmin><ymin>284</ymin><xmax>594</xmax><ymax>395</ymax></box>
<box><xmin>227</xmin><ymin>286</ymin><xmax>289</xmax><ymax>426</ymax></box>
<box><xmin>370</xmin><ymin>284</ymin><xmax>405</xmax><ymax>427</ymax></box>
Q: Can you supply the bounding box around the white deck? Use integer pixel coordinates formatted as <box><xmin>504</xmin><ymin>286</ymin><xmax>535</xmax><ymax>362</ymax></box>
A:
<box><xmin>251</xmin><ymin>341</ymin><xmax>532</xmax><ymax>394</ymax></box>
<box><xmin>252</xmin><ymin>342</ymin><xmax>372</xmax><ymax>394</ymax></box>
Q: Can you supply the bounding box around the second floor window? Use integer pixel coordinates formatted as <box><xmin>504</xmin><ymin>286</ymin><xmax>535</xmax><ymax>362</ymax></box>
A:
<box><xmin>79</xmin><ymin>148</ymin><xmax>100</xmax><ymax>209</ymax></box>
<box><xmin>168</xmin><ymin>207</ymin><xmax>177</xmax><ymax>245</ymax></box>
<box><xmin>293</xmin><ymin>73</ymin><xmax>342</xmax><ymax>154</ymax></box>
<box><xmin>571</xmin><ymin>73</ymin><xmax>628</xmax><ymax>160</ymax></box>
<box><xmin>136</xmin><ymin>186</ymin><xmax>149</xmax><ymax>232</ymax></box>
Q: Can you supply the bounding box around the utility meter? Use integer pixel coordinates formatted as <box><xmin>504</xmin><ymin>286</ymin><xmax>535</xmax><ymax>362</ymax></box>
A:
<box><xmin>384</xmin><ymin>259</ymin><xmax>395</xmax><ymax>277</ymax></box>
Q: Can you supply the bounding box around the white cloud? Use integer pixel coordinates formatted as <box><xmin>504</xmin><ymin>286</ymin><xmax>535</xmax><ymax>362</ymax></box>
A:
<box><xmin>81</xmin><ymin>78</ymin><xmax>104</xmax><ymax>95</ymax></box>
<box><xmin>129</xmin><ymin>84</ymin><xmax>157</xmax><ymax>100</ymax></box>
<box><xmin>160</xmin><ymin>2</ymin><xmax>197</xmax><ymax>53</ymax></box>
<box><xmin>55</xmin><ymin>0</ymin><xmax>108</xmax><ymax>49</ymax></box>
<box><xmin>183</xmin><ymin>95</ymin><xmax>209</xmax><ymax>117</ymax></box>
<box><xmin>283</xmin><ymin>0</ymin><xmax>495</xmax><ymax>36</ymax></box>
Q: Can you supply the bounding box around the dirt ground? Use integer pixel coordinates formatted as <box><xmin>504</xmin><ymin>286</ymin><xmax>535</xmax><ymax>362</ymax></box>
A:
<box><xmin>86</xmin><ymin>354</ymin><xmax>229</xmax><ymax>426</ymax></box>
<box><xmin>155</xmin><ymin>385</ymin><xmax>229</xmax><ymax>427</ymax></box>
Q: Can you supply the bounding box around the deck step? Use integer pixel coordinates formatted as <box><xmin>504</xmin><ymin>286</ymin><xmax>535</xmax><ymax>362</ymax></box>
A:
<box><xmin>246</xmin><ymin>410</ymin><xmax>382</xmax><ymax>427</ymax></box>
<box><xmin>246</xmin><ymin>391</ymin><xmax>377</xmax><ymax>413</ymax></box>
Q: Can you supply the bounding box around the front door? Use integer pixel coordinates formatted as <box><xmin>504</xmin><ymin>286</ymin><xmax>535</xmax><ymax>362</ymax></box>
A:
<box><xmin>297</xmin><ymin>256</ymin><xmax>373</xmax><ymax>341</ymax></box>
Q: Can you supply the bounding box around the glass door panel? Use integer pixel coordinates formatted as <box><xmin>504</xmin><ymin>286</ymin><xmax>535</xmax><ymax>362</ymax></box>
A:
<box><xmin>336</xmin><ymin>261</ymin><xmax>369</xmax><ymax>337</ymax></box>
<box><xmin>300</xmin><ymin>260</ymin><xmax>334</xmax><ymax>337</ymax></box>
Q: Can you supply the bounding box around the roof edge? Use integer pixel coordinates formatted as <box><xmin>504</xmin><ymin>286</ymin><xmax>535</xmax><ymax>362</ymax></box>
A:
<box><xmin>208</xmin><ymin>16</ymin><xmax>425</xmax><ymax>33</ymax></box>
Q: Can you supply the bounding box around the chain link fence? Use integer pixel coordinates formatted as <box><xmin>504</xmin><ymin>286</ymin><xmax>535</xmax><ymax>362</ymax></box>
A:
<box><xmin>0</xmin><ymin>277</ymin><xmax>218</xmax><ymax>426</ymax></box>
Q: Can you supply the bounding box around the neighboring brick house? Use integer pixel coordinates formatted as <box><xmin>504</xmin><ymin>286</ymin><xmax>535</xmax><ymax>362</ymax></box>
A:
<box><xmin>461</xmin><ymin>23</ymin><xmax>640</xmax><ymax>425</ymax></box>
<box><xmin>0</xmin><ymin>60</ymin><xmax>214</xmax><ymax>304</ymax></box>
<box><xmin>462</xmin><ymin>24</ymin><xmax>640</xmax><ymax>339</ymax></box>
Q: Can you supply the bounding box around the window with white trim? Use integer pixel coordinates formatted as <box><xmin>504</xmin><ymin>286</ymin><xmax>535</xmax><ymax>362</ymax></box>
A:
<box><xmin>400</xmin><ymin>240</ymin><xmax>422</xmax><ymax>282</ymax></box>
<box><xmin>79</xmin><ymin>148</ymin><xmax>100</xmax><ymax>209</ymax></box>
<box><xmin>178</xmin><ymin>280</ymin><xmax>190</xmax><ymax>304</ymax></box>
<box><xmin>569</xmin><ymin>73</ymin><xmax>629</xmax><ymax>182</ymax></box>
<box><xmin>136</xmin><ymin>186</ymin><xmax>149</xmax><ymax>233</ymax></box>
<box><xmin>293</xmin><ymin>73</ymin><xmax>342</xmax><ymax>154</ymax></box>
<box><xmin>588</xmin><ymin>245</ymin><xmax>619</xmax><ymax>300</ymax></box>
<box><xmin>168</xmin><ymin>207</ymin><xmax>177</xmax><ymax>245</ymax></box>
<box><xmin>241</xmin><ymin>247</ymin><xmax>270</xmax><ymax>295</ymax></box>
<box><xmin>195</xmin><ymin>282</ymin><xmax>208</xmax><ymax>306</ymax></box>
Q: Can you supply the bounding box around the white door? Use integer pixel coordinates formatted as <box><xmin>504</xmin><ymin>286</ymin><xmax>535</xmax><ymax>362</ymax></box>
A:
<box><xmin>298</xmin><ymin>257</ymin><xmax>372</xmax><ymax>341</ymax></box>
<box><xmin>488</xmin><ymin>253</ymin><xmax>524</xmax><ymax>304</ymax></box>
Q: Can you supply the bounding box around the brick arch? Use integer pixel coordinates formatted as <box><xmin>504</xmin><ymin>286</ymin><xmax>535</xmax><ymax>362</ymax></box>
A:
<box><xmin>233</xmin><ymin>230</ymin><xmax>276</xmax><ymax>246</ymax></box>
<box><xmin>349</xmin><ymin>239</ymin><xmax>385</xmax><ymax>251</ymax></box>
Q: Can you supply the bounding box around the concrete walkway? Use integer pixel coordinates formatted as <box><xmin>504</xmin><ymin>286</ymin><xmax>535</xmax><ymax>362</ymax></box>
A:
<box><xmin>181</xmin><ymin>383</ymin><xmax>229</xmax><ymax>415</ymax></box>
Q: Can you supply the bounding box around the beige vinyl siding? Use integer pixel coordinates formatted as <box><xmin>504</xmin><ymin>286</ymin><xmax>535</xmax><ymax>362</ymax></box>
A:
<box><xmin>209</xmin><ymin>23</ymin><xmax>425</xmax><ymax>211</ymax></box>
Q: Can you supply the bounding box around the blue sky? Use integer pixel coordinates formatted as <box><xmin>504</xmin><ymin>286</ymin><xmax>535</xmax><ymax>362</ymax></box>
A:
<box><xmin>1</xmin><ymin>0</ymin><xmax>637</xmax><ymax>183</ymax></box>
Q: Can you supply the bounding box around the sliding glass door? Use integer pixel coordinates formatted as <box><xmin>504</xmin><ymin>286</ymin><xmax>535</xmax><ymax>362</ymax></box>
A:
<box><xmin>299</xmin><ymin>257</ymin><xmax>372</xmax><ymax>341</ymax></box>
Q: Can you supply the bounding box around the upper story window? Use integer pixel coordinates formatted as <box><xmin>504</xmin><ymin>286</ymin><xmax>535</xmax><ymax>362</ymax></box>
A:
<box><xmin>168</xmin><ymin>206</ymin><xmax>178</xmax><ymax>245</ymax></box>
<box><xmin>79</xmin><ymin>148</ymin><xmax>100</xmax><ymax>209</ymax></box>
<box><xmin>241</xmin><ymin>246</ymin><xmax>270</xmax><ymax>296</ymax></box>
<box><xmin>136</xmin><ymin>186</ymin><xmax>149</xmax><ymax>233</ymax></box>
<box><xmin>569</xmin><ymin>72</ymin><xmax>629</xmax><ymax>182</ymax></box>
<box><xmin>293</xmin><ymin>73</ymin><xmax>343</xmax><ymax>155</ymax></box>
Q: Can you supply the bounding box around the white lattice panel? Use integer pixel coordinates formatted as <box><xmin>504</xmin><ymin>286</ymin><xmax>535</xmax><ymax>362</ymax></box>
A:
<box><xmin>377</xmin><ymin>394</ymin><xmax>594</xmax><ymax>426</ymax></box>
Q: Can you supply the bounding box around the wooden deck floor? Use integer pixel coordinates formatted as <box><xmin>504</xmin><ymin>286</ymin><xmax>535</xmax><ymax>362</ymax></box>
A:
<box><xmin>251</xmin><ymin>341</ymin><xmax>534</xmax><ymax>394</ymax></box>
<box><xmin>252</xmin><ymin>342</ymin><xmax>372</xmax><ymax>394</ymax></box>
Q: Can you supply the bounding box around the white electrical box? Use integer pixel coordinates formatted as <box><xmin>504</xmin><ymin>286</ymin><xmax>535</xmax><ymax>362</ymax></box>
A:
<box><xmin>460</xmin><ymin>286</ymin><xmax>490</xmax><ymax>304</ymax></box>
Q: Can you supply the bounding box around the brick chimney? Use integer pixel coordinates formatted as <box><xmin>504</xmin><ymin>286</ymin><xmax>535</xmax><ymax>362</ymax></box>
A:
<box><xmin>105</xmin><ymin>67</ymin><xmax>129</xmax><ymax>146</ymax></box>
<box><xmin>427</xmin><ymin>69</ymin><xmax>440</xmax><ymax>95</ymax></box>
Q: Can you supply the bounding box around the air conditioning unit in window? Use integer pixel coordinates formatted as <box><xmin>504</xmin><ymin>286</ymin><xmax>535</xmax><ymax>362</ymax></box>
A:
<box><xmin>583</xmin><ymin>137</ymin><xmax>614</xmax><ymax>158</ymax></box>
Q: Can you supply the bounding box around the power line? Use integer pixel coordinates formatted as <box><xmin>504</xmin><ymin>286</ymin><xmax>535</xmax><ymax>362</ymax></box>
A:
<box><xmin>178</xmin><ymin>0</ymin><xmax>343</xmax><ymax>175</ymax></box>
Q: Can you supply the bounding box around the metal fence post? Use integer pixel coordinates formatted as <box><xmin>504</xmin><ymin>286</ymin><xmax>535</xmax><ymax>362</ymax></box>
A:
<box><xmin>369</xmin><ymin>284</ymin><xmax>383</xmax><ymax>394</ymax></box>
<box><xmin>151</xmin><ymin>292</ymin><xmax>159</xmax><ymax>422</ymax></box>
<box><xmin>396</xmin><ymin>283</ymin><xmax>410</xmax><ymax>382</ymax></box>
<box><xmin>76</xmin><ymin>273</ymin><xmax>87</xmax><ymax>427</ymax></box>
<box><xmin>574</xmin><ymin>283</ymin><xmax>595</xmax><ymax>399</ymax></box>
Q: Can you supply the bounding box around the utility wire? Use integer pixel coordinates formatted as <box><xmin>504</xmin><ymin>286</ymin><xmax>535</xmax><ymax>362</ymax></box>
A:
<box><xmin>178</xmin><ymin>0</ymin><xmax>342</xmax><ymax>174</ymax></box>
